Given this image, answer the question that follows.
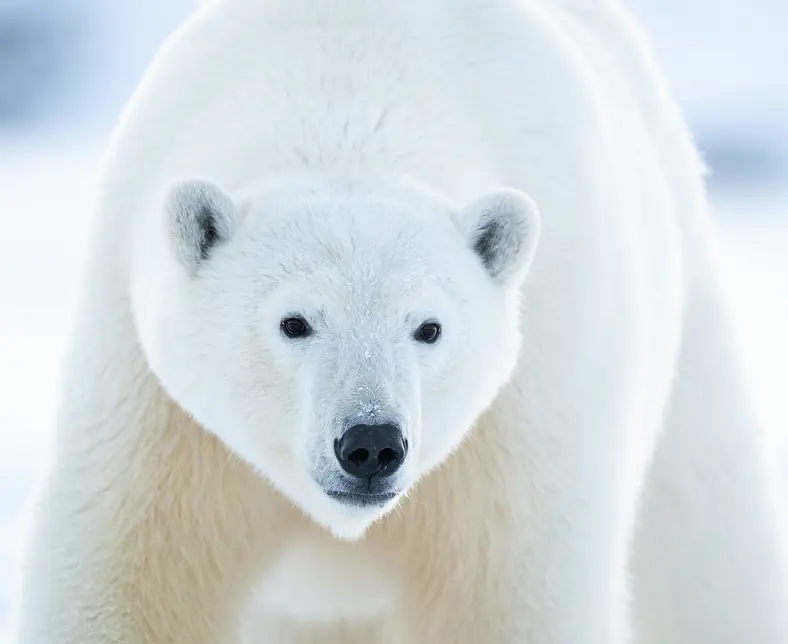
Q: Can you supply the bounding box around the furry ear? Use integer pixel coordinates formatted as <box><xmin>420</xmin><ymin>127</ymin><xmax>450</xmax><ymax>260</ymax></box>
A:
<box><xmin>166</xmin><ymin>179</ymin><xmax>236</xmax><ymax>272</ymax></box>
<box><xmin>457</xmin><ymin>188</ymin><xmax>540</xmax><ymax>286</ymax></box>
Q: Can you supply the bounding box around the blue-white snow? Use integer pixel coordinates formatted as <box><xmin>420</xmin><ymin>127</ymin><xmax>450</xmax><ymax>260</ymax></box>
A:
<box><xmin>0</xmin><ymin>1</ymin><xmax>786</xmax><ymax>640</ymax></box>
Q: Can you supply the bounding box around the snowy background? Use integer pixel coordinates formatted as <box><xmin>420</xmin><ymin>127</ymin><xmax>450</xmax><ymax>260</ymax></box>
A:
<box><xmin>0</xmin><ymin>1</ymin><xmax>786</xmax><ymax>639</ymax></box>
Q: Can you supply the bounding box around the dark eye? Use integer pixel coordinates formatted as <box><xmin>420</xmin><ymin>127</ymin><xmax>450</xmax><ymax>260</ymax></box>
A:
<box><xmin>414</xmin><ymin>321</ymin><xmax>441</xmax><ymax>344</ymax></box>
<box><xmin>281</xmin><ymin>316</ymin><xmax>312</xmax><ymax>339</ymax></box>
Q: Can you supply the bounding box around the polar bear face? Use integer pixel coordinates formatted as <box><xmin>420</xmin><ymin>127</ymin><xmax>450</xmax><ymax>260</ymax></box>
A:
<box><xmin>138</xmin><ymin>178</ymin><xmax>539</xmax><ymax>540</ymax></box>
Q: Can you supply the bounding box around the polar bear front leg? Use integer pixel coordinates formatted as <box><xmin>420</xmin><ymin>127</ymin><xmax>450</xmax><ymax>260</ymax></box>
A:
<box><xmin>17</xmin><ymin>408</ymin><xmax>277</xmax><ymax>643</ymax></box>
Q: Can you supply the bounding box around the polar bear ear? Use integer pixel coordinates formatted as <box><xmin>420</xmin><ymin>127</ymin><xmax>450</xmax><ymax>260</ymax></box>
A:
<box><xmin>165</xmin><ymin>179</ymin><xmax>237</xmax><ymax>272</ymax></box>
<box><xmin>457</xmin><ymin>188</ymin><xmax>540</xmax><ymax>287</ymax></box>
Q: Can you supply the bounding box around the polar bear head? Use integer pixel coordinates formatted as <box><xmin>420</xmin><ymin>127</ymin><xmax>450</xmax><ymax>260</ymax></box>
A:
<box><xmin>136</xmin><ymin>177</ymin><xmax>539</xmax><ymax>540</ymax></box>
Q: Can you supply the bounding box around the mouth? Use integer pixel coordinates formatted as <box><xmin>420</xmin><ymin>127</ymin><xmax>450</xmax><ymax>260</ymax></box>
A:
<box><xmin>325</xmin><ymin>490</ymin><xmax>398</xmax><ymax>507</ymax></box>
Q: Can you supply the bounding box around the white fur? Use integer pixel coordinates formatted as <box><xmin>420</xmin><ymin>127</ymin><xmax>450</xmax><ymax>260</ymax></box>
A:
<box><xmin>16</xmin><ymin>0</ymin><xmax>788</xmax><ymax>642</ymax></box>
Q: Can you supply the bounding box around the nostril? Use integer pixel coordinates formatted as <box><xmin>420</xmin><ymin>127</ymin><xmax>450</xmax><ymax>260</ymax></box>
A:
<box><xmin>378</xmin><ymin>447</ymin><xmax>400</xmax><ymax>468</ymax></box>
<box><xmin>348</xmin><ymin>448</ymin><xmax>370</xmax><ymax>467</ymax></box>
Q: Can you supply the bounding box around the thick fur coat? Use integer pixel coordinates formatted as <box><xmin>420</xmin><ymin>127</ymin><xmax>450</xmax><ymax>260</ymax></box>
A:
<box><xmin>16</xmin><ymin>1</ymin><xmax>788</xmax><ymax>642</ymax></box>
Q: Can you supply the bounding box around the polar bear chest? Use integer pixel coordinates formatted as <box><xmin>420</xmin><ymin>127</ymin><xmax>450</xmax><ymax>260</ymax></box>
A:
<box><xmin>253</xmin><ymin>537</ymin><xmax>400</xmax><ymax>623</ymax></box>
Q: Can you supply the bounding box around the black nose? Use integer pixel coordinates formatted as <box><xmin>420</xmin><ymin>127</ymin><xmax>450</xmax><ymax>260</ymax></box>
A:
<box><xmin>334</xmin><ymin>423</ymin><xmax>407</xmax><ymax>479</ymax></box>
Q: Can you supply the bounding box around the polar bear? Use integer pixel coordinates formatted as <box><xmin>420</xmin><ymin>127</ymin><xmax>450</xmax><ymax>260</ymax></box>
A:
<box><xmin>16</xmin><ymin>0</ymin><xmax>788</xmax><ymax>642</ymax></box>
